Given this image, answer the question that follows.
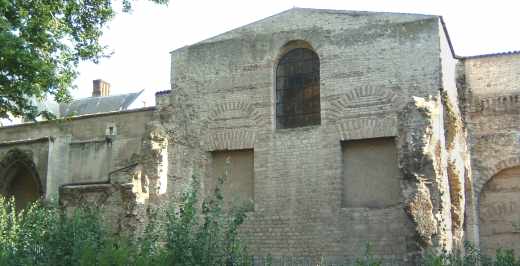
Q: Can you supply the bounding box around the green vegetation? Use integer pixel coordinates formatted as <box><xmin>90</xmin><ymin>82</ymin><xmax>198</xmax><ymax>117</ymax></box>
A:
<box><xmin>0</xmin><ymin>175</ymin><xmax>250</xmax><ymax>266</ymax></box>
<box><xmin>422</xmin><ymin>242</ymin><xmax>520</xmax><ymax>266</ymax></box>
<box><xmin>1</xmin><ymin>174</ymin><xmax>519</xmax><ymax>265</ymax></box>
<box><xmin>0</xmin><ymin>0</ymin><xmax>168</xmax><ymax>121</ymax></box>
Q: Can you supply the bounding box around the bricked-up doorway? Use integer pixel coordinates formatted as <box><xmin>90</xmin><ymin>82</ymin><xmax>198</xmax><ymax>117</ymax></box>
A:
<box><xmin>479</xmin><ymin>166</ymin><xmax>520</xmax><ymax>256</ymax></box>
<box><xmin>0</xmin><ymin>150</ymin><xmax>43</xmax><ymax>210</ymax></box>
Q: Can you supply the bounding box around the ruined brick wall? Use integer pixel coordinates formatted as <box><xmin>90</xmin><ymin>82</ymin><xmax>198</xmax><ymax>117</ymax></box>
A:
<box><xmin>59</xmin><ymin>182</ymin><xmax>147</xmax><ymax>237</ymax></box>
<box><xmin>439</xmin><ymin>24</ymin><xmax>472</xmax><ymax>250</ymax></box>
<box><xmin>463</xmin><ymin>53</ymin><xmax>520</xmax><ymax>255</ymax></box>
<box><xmin>165</xmin><ymin>8</ymin><xmax>460</xmax><ymax>263</ymax></box>
<box><xmin>0</xmin><ymin>8</ymin><xmax>485</xmax><ymax>262</ymax></box>
<box><xmin>58</xmin><ymin>117</ymin><xmax>170</xmax><ymax>237</ymax></box>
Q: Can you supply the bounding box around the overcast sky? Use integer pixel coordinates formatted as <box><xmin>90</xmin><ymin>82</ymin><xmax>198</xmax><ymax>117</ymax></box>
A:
<box><xmin>72</xmin><ymin>0</ymin><xmax>520</xmax><ymax>104</ymax></box>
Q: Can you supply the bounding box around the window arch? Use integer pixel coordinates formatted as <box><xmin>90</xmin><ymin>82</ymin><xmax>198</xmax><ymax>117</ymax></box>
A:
<box><xmin>276</xmin><ymin>47</ymin><xmax>320</xmax><ymax>129</ymax></box>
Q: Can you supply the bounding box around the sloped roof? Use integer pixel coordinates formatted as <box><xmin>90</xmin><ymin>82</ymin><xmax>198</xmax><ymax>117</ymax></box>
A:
<box><xmin>172</xmin><ymin>7</ymin><xmax>437</xmax><ymax>51</ymax></box>
<box><xmin>59</xmin><ymin>90</ymin><xmax>143</xmax><ymax>117</ymax></box>
<box><xmin>462</xmin><ymin>50</ymin><xmax>520</xmax><ymax>59</ymax></box>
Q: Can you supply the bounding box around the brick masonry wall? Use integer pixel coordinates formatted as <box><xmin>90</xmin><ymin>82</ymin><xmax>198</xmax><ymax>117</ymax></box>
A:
<box><xmin>463</xmin><ymin>53</ymin><xmax>520</xmax><ymax>254</ymax></box>
<box><xmin>0</xmin><ymin>8</ymin><xmax>475</xmax><ymax>263</ymax></box>
<box><xmin>166</xmin><ymin>9</ymin><xmax>455</xmax><ymax>263</ymax></box>
<box><xmin>464</xmin><ymin>54</ymin><xmax>520</xmax><ymax>194</ymax></box>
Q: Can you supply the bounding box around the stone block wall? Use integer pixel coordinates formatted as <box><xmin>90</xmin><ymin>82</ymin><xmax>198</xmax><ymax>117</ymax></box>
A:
<box><xmin>0</xmin><ymin>107</ymin><xmax>173</xmax><ymax>236</ymax></box>
<box><xmin>0</xmin><ymin>109</ymin><xmax>154</xmax><ymax>198</ymax></box>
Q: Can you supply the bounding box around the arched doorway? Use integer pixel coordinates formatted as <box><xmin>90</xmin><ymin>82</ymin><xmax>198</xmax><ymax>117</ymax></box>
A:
<box><xmin>0</xmin><ymin>150</ymin><xmax>43</xmax><ymax>210</ymax></box>
<box><xmin>479</xmin><ymin>166</ymin><xmax>520</xmax><ymax>256</ymax></box>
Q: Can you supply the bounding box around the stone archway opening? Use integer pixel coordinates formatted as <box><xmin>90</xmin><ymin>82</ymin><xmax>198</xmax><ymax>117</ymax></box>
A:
<box><xmin>4</xmin><ymin>162</ymin><xmax>41</xmax><ymax>210</ymax></box>
<box><xmin>0</xmin><ymin>150</ymin><xmax>43</xmax><ymax>210</ymax></box>
<box><xmin>479</xmin><ymin>166</ymin><xmax>520</xmax><ymax>256</ymax></box>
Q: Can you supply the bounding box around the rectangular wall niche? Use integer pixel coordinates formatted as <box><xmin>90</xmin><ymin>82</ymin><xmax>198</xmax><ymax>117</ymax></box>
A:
<box><xmin>211</xmin><ymin>149</ymin><xmax>254</xmax><ymax>209</ymax></box>
<box><xmin>341</xmin><ymin>137</ymin><xmax>401</xmax><ymax>208</ymax></box>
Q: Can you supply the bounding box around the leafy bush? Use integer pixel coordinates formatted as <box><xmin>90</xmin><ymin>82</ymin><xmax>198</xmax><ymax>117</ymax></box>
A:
<box><xmin>142</xmin><ymin>174</ymin><xmax>251</xmax><ymax>266</ymax></box>
<box><xmin>2</xmin><ymin>176</ymin><xmax>520</xmax><ymax>266</ymax></box>
<box><xmin>421</xmin><ymin>242</ymin><xmax>520</xmax><ymax>266</ymax></box>
<box><xmin>354</xmin><ymin>243</ymin><xmax>382</xmax><ymax>266</ymax></box>
<box><xmin>0</xmin><ymin>198</ymin><xmax>108</xmax><ymax>266</ymax></box>
<box><xmin>0</xmin><ymin>174</ymin><xmax>251</xmax><ymax>266</ymax></box>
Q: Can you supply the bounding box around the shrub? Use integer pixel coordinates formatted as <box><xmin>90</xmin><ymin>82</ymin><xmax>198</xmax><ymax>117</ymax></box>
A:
<box><xmin>0</xmin><ymin>198</ymin><xmax>109</xmax><ymax>266</ymax></box>
<box><xmin>0</xmin><ymin>174</ymin><xmax>251</xmax><ymax>266</ymax></box>
<box><xmin>354</xmin><ymin>243</ymin><xmax>382</xmax><ymax>266</ymax></box>
<box><xmin>3</xmin><ymin>176</ymin><xmax>520</xmax><ymax>266</ymax></box>
<box><xmin>421</xmin><ymin>242</ymin><xmax>520</xmax><ymax>266</ymax></box>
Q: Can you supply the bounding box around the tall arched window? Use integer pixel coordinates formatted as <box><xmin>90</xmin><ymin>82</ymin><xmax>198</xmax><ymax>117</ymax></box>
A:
<box><xmin>276</xmin><ymin>48</ymin><xmax>320</xmax><ymax>129</ymax></box>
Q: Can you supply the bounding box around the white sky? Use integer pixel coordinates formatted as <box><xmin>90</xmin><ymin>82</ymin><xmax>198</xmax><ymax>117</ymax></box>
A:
<box><xmin>73</xmin><ymin>0</ymin><xmax>520</xmax><ymax>105</ymax></box>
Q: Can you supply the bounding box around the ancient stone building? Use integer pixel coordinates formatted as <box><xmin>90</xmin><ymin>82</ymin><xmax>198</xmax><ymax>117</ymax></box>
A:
<box><xmin>0</xmin><ymin>8</ymin><xmax>519</xmax><ymax>264</ymax></box>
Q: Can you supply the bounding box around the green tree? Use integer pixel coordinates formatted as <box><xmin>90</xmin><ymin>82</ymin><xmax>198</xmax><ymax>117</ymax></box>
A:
<box><xmin>0</xmin><ymin>0</ymin><xmax>168</xmax><ymax>121</ymax></box>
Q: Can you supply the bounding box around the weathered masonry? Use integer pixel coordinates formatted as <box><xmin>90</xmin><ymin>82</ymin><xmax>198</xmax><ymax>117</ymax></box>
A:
<box><xmin>1</xmin><ymin>8</ymin><xmax>520</xmax><ymax>264</ymax></box>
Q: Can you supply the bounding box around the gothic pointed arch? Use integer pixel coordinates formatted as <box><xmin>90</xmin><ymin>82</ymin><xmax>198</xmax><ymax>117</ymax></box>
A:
<box><xmin>0</xmin><ymin>149</ymin><xmax>43</xmax><ymax>209</ymax></box>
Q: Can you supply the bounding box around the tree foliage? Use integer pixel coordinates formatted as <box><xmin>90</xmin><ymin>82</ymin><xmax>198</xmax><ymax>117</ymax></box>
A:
<box><xmin>0</xmin><ymin>0</ymin><xmax>167</xmax><ymax>121</ymax></box>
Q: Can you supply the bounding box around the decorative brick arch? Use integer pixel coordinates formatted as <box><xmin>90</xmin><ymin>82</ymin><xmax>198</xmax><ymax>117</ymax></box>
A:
<box><xmin>275</xmin><ymin>40</ymin><xmax>317</xmax><ymax>62</ymax></box>
<box><xmin>206</xmin><ymin>100</ymin><xmax>265</xmax><ymax>151</ymax></box>
<box><xmin>475</xmin><ymin>156</ymin><xmax>520</xmax><ymax>194</ymax></box>
<box><xmin>207</xmin><ymin>101</ymin><xmax>259</xmax><ymax>128</ymax></box>
<box><xmin>327</xmin><ymin>86</ymin><xmax>401</xmax><ymax>122</ymax></box>
<box><xmin>0</xmin><ymin>149</ymin><xmax>43</xmax><ymax>198</ymax></box>
<box><xmin>477</xmin><ymin>156</ymin><xmax>520</xmax><ymax>256</ymax></box>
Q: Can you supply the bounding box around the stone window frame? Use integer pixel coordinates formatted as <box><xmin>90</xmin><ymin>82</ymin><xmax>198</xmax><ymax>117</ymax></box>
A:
<box><xmin>275</xmin><ymin>41</ymin><xmax>321</xmax><ymax>129</ymax></box>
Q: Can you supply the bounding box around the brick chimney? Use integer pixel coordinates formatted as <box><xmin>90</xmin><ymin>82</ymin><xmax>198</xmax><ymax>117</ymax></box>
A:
<box><xmin>92</xmin><ymin>79</ymin><xmax>110</xmax><ymax>97</ymax></box>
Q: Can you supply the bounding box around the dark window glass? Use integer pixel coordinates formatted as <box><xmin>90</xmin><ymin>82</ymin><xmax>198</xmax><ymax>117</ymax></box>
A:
<box><xmin>276</xmin><ymin>48</ymin><xmax>320</xmax><ymax>128</ymax></box>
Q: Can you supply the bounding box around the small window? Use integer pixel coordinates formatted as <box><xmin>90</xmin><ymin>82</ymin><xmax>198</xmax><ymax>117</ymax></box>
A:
<box><xmin>276</xmin><ymin>48</ymin><xmax>320</xmax><ymax>129</ymax></box>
